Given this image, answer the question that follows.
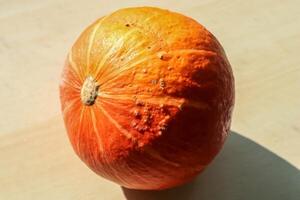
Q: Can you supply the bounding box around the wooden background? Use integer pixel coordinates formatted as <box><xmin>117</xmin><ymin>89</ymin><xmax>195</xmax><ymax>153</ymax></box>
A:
<box><xmin>0</xmin><ymin>0</ymin><xmax>299</xmax><ymax>199</ymax></box>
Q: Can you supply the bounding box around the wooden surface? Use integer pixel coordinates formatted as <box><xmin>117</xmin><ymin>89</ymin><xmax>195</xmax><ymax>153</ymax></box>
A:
<box><xmin>0</xmin><ymin>0</ymin><xmax>299</xmax><ymax>199</ymax></box>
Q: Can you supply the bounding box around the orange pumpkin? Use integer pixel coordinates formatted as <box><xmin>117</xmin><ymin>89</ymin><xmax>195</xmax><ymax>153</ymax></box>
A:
<box><xmin>60</xmin><ymin>7</ymin><xmax>234</xmax><ymax>190</ymax></box>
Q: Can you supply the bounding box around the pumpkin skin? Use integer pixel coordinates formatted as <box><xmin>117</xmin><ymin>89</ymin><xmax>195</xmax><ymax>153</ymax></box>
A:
<box><xmin>59</xmin><ymin>7</ymin><xmax>234</xmax><ymax>190</ymax></box>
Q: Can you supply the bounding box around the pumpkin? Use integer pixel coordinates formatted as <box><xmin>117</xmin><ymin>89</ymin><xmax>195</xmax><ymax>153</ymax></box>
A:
<box><xmin>59</xmin><ymin>7</ymin><xmax>234</xmax><ymax>190</ymax></box>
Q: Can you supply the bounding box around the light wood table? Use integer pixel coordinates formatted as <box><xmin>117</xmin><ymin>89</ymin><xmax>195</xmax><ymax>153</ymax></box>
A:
<box><xmin>1</xmin><ymin>0</ymin><xmax>299</xmax><ymax>199</ymax></box>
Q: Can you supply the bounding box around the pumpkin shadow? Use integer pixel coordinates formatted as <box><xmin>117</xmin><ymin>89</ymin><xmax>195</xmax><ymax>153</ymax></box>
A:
<box><xmin>122</xmin><ymin>131</ymin><xmax>300</xmax><ymax>200</ymax></box>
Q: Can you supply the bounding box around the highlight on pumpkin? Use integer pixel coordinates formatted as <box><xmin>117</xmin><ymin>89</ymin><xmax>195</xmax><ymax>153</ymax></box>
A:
<box><xmin>59</xmin><ymin>6</ymin><xmax>234</xmax><ymax>190</ymax></box>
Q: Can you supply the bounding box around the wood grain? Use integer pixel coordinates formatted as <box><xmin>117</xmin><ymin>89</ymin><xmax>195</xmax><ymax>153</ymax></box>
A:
<box><xmin>0</xmin><ymin>0</ymin><xmax>299</xmax><ymax>199</ymax></box>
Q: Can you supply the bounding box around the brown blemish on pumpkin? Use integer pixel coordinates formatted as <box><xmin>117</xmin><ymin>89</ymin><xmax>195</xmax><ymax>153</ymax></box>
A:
<box><xmin>159</xmin><ymin>78</ymin><xmax>166</xmax><ymax>89</ymax></box>
<box><xmin>151</xmin><ymin>79</ymin><xmax>157</xmax><ymax>85</ymax></box>
<box><xmin>167</xmin><ymin>66</ymin><xmax>173</xmax><ymax>70</ymax></box>
<box><xmin>132</xmin><ymin>109</ymin><xmax>141</xmax><ymax>118</ymax></box>
<box><xmin>131</xmin><ymin>120</ymin><xmax>138</xmax><ymax>128</ymax></box>
<box><xmin>157</xmin><ymin>51</ymin><xmax>172</xmax><ymax>61</ymax></box>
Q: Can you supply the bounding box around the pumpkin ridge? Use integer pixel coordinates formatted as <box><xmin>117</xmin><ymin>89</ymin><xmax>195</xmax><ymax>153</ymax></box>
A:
<box><xmin>98</xmin><ymin>93</ymin><xmax>182</xmax><ymax>109</ymax></box>
<box><xmin>84</xmin><ymin>109</ymin><xmax>122</xmax><ymax>182</ymax></box>
<box><xmin>98</xmin><ymin>84</ymin><xmax>210</xmax><ymax>111</ymax></box>
<box><xmin>98</xmin><ymin>52</ymin><xmax>154</xmax><ymax>87</ymax></box>
<box><xmin>62</xmin><ymin>98</ymin><xmax>80</xmax><ymax>117</ymax></box>
<box><xmin>60</xmin><ymin>76</ymin><xmax>81</xmax><ymax>91</ymax></box>
<box><xmin>68</xmin><ymin>51</ymin><xmax>84</xmax><ymax>82</ymax></box>
<box><xmin>75</xmin><ymin>106</ymin><xmax>86</xmax><ymax>153</ymax></box>
<box><xmin>168</xmin><ymin>48</ymin><xmax>217</xmax><ymax>55</ymax></box>
<box><xmin>86</xmin><ymin>17</ymin><xmax>107</xmax><ymax>71</ymax></box>
<box><xmin>90</xmin><ymin>108</ymin><xmax>104</xmax><ymax>152</ymax></box>
<box><xmin>96</xmin><ymin>48</ymin><xmax>150</xmax><ymax>85</ymax></box>
<box><xmin>143</xmin><ymin>147</ymin><xmax>180</xmax><ymax>167</ymax></box>
<box><xmin>92</xmin><ymin>28</ymin><xmax>140</xmax><ymax>80</ymax></box>
<box><xmin>99</xmin><ymin>48</ymin><xmax>217</xmax><ymax>90</ymax></box>
<box><xmin>95</xmin><ymin>102</ymin><xmax>134</xmax><ymax>140</ymax></box>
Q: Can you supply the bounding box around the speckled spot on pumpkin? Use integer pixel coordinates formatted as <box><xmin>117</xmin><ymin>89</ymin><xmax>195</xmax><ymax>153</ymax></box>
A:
<box><xmin>132</xmin><ymin>109</ymin><xmax>141</xmax><ymax>118</ymax></box>
<box><xmin>159</xmin><ymin>78</ymin><xmax>166</xmax><ymax>89</ymax></box>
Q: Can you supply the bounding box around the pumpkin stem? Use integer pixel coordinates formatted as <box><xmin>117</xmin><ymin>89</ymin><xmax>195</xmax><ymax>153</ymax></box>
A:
<box><xmin>80</xmin><ymin>76</ymin><xmax>99</xmax><ymax>106</ymax></box>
